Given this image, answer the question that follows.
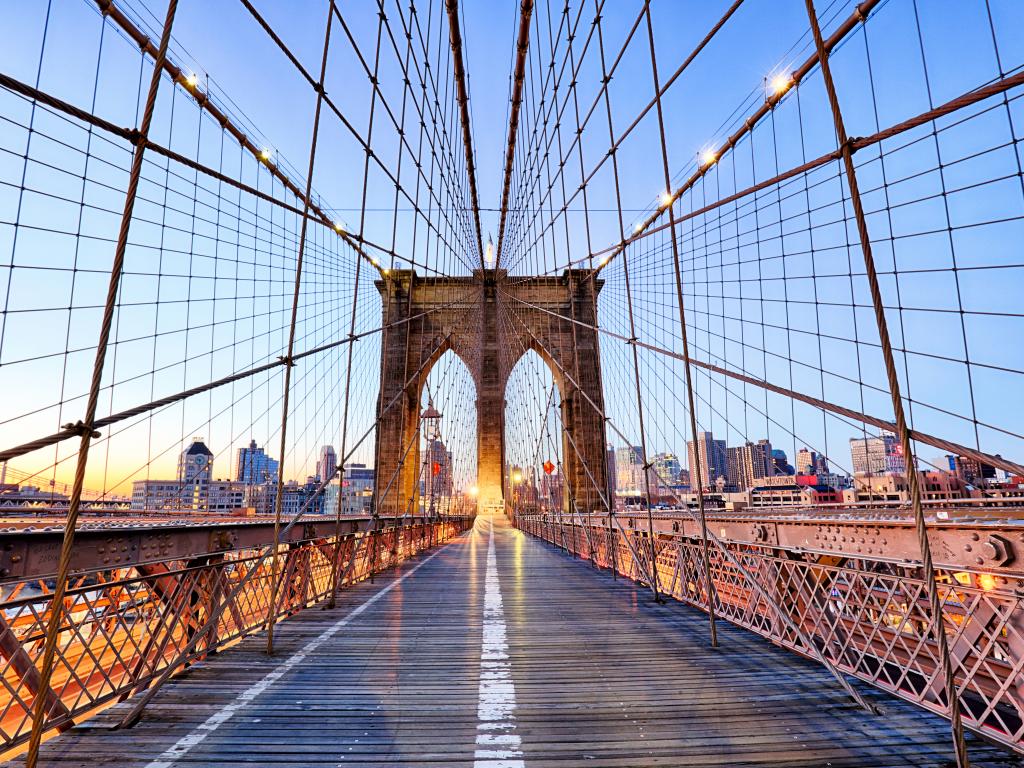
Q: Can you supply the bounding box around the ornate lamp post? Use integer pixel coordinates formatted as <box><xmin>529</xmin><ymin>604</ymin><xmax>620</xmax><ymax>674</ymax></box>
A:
<box><xmin>420</xmin><ymin>398</ymin><xmax>442</xmax><ymax>520</ymax></box>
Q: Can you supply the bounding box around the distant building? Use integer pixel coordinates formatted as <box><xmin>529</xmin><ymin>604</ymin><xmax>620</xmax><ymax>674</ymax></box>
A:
<box><xmin>423</xmin><ymin>438</ymin><xmax>453</xmax><ymax>497</ymax></box>
<box><xmin>947</xmin><ymin>454</ymin><xmax>997</xmax><ymax>485</ymax></box>
<box><xmin>343</xmin><ymin>463</ymin><xmax>375</xmax><ymax>494</ymax></box>
<box><xmin>687</xmin><ymin>432</ymin><xmax>727</xmax><ymax>491</ymax></box>
<box><xmin>178</xmin><ymin>438</ymin><xmax>213</xmax><ymax>486</ymax></box>
<box><xmin>235</xmin><ymin>439</ymin><xmax>279</xmax><ymax>484</ymax></box>
<box><xmin>750</xmin><ymin>482</ymin><xmax>841</xmax><ymax>507</ymax></box>
<box><xmin>771</xmin><ymin>449</ymin><xmax>794</xmax><ymax>476</ymax></box>
<box><xmin>850</xmin><ymin>433</ymin><xmax>906</xmax><ymax>475</ymax></box>
<box><xmin>540</xmin><ymin>470</ymin><xmax>564</xmax><ymax>511</ymax></box>
<box><xmin>605</xmin><ymin>445</ymin><xmax>617</xmax><ymax>497</ymax></box>
<box><xmin>795</xmin><ymin>447</ymin><xmax>827</xmax><ymax>475</ymax></box>
<box><xmin>650</xmin><ymin>453</ymin><xmax>681</xmax><ymax>492</ymax></box>
<box><xmin>131</xmin><ymin>480</ymin><xmax>182</xmax><ymax>511</ymax></box>
<box><xmin>206</xmin><ymin>480</ymin><xmax>248</xmax><ymax>514</ymax></box>
<box><xmin>615</xmin><ymin>445</ymin><xmax>646</xmax><ymax>496</ymax></box>
<box><xmin>324</xmin><ymin>464</ymin><xmax>376</xmax><ymax>516</ymax></box>
<box><xmin>316</xmin><ymin>445</ymin><xmax>338</xmax><ymax>483</ymax></box>
<box><xmin>843</xmin><ymin>470</ymin><xmax>964</xmax><ymax>504</ymax></box>
<box><xmin>0</xmin><ymin>484</ymin><xmax>70</xmax><ymax>508</ymax></box>
<box><xmin>245</xmin><ymin>479</ymin><xmax>320</xmax><ymax>516</ymax></box>
<box><xmin>726</xmin><ymin>446</ymin><xmax>746</xmax><ymax>490</ymax></box>
<box><xmin>163</xmin><ymin>437</ymin><xmax>215</xmax><ymax>511</ymax></box>
<box><xmin>744</xmin><ymin>439</ymin><xmax>774</xmax><ymax>483</ymax></box>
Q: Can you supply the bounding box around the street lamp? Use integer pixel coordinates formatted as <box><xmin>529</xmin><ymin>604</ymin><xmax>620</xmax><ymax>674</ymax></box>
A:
<box><xmin>421</xmin><ymin>398</ymin><xmax>442</xmax><ymax>519</ymax></box>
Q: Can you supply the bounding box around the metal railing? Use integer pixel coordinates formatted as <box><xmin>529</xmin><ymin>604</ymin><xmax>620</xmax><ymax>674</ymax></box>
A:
<box><xmin>0</xmin><ymin>514</ymin><xmax>472</xmax><ymax>756</ymax></box>
<box><xmin>514</xmin><ymin>511</ymin><xmax>1024</xmax><ymax>755</ymax></box>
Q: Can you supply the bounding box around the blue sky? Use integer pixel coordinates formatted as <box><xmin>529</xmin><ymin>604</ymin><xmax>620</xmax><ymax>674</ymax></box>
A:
<box><xmin>1</xmin><ymin>0</ymin><xmax>1022</xmax><ymax>495</ymax></box>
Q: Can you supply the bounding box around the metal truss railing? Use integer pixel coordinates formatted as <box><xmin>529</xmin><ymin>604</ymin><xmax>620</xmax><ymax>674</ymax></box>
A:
<box><xmin>514</xmin><ymin>512</ymin><xmax>1024</xmax><ymax>755</ymax></box>
<box><xmin>0</xmin><ymin>515</ymin><xmax>472</xmax><ymax>756</ymax></box>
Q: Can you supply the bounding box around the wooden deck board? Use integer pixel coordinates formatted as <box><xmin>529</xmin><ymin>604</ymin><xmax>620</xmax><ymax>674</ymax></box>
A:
<box><xmin>16</xmin><ymin>515</ymin><xmax>1023</xmax><ymax>767</ymax></box>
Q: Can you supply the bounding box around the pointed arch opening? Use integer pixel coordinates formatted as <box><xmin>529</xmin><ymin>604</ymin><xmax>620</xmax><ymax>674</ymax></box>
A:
<box><xmin>504</xmin><ymin>348</ymin><xmax>566</xmax><ymax>514</ymax></box>
<box><xmin>415</xmin><ymin>348</ymin><xmax>477</xmax><ymax>517</ymax></box>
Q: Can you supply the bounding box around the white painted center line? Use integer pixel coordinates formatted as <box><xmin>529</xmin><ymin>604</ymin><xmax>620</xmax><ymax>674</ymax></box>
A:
<box><xmin>474</xmin><ymin>518</ymin><xmax>525</xmax><ymax>768</ymax></box>
<box><xmin>143</xmin><ymin>546</ymin><xmax>447</xmax><ymax>768</ymax></box>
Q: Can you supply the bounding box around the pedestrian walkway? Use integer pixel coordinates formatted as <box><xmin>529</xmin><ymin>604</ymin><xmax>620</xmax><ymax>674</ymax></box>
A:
<box><xmin>20</xmin><ymin>514</ymin><xmax>1022</xmax><ymax>767</ymax></box>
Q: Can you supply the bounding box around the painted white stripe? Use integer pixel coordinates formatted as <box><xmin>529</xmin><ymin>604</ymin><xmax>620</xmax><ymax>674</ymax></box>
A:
<box><xmin>474</xmin><ymin>519</ymin><xmax>524</xmax><ymax>768</ymax></box>
<box><xmin>143</xmin><ymin>546</ymin><xmax>447</xmax><ymax>768</ymax></box>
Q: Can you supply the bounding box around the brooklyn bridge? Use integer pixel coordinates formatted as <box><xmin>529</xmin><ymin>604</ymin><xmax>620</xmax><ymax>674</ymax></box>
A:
<box><xmin>0</xmin><ymin>0</ymin><xmax>1023</xmax><ymax>765</ymax></box>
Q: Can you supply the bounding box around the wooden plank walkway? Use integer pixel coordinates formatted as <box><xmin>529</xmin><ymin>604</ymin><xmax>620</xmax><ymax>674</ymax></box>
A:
<box><xmin>17</xmin><ymin>514</ymin><xmax>1023</xmax><ymax>767</ymax></box>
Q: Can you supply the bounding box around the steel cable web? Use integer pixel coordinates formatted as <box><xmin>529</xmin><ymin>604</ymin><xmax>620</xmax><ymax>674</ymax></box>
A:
<box><xmin>0</xmin><ymin>0</ymin><xmax>480</xmax><ymax>756</ymax></box>
<box><xmin>497</xmin><ymin>0</ymin><xmax>1024</xmax><ymax>761</ymax></box>
<box><xmin>1</xmin><ymin>0</ymin><xmax>1024</xmax><ymax>764</ymax></box>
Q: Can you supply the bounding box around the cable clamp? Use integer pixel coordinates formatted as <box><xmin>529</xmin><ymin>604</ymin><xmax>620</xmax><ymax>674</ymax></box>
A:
<box><xmin>63</xmin><ymin>421</ymin><xmax>101</xmax><ymax>439</ymax></box>
<box><xmin>841</xmin><ymin>136</ymin><xmax>861</xmax><ymax>155</ymax></box>
<box><xmin>278</xmin><ymin>355</ymin><xmax>297</xmax><ymax>367</ymax></box>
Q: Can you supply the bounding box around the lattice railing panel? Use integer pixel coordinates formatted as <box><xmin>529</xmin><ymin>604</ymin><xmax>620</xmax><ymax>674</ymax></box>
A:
<box><xmin>0</xmin><ymin>516</ymin><xmax>470</xmax><ymax>756</ymax></box>
<box><xmin>516</xmin><ymin>513</ymin><xmax>1024</xmax><ymax>754</ymax></box>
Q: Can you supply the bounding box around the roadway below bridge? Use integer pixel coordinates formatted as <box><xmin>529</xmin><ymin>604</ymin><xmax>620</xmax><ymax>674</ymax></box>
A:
<box><xmin>18</xmin><ymin>514</ymin><xmax>1022</xmax><ymax>767</ymax></box>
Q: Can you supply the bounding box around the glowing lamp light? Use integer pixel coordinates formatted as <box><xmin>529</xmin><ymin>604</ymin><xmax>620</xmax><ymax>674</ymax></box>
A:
<box><xmin>185</xmin><ymin>72</ymin><xmax>199</xmax><ymax>88</ymax></box>
<box><xmin>259</xmin><ymin>148</ymin><xmax>272</xmax><ymax>162</ymax></box>
<box><xmin>700</xmin><ymin>148</ymin><xmax>717</xmax><ymax>167</ymax></box>
<box><xmin>468</xmin><ymin>485</ymin><xmax>479</xmax><ymax>497</ymax></box>
<box><xmin>599</xmin><ymin>255</ymin><xmax>610</xmax><ymax>267</ymax></box>
<box><xmin>660</xmin><ymin>191</ymin><xmax>674</xmax><ymax>208</ymax></box>
<box><xmin>771</xmin><ymin>73</ymin><xmax>793</xmax><ymax>96</ymax></box>
<box><xmin>334</xmin><ymin>221</ymin><xmax>345</xmax><ymax>233</ymax></box>
<box><xmin>382</xmin><ymin>268</ymin><xmax>390</xmax><ymax>275</ymax></box>
<box><xmin>633</xmin><ymin>222</ymin><xmax>644</xmax><ymax>235</ymax></box>
<box><xmin>978</xmin><ymin>573</ymin><xmax>997</xmax><ymax>592</ymax></box>
<box><xmin>511</xmin><ymin>469</ymin><xmax>523</xmax><ymax>484</ymax></box>
<box><xmin>484</xmin><ymin>237</ymin><xmax>496</xmax><ymax>267</ymax></box>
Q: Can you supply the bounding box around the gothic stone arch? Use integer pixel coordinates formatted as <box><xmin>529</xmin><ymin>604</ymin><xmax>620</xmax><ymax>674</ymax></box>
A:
<box><xmin>374</xmin><ymin>269</ymin><xmax>609</xmax><ymax>517</ymax></box>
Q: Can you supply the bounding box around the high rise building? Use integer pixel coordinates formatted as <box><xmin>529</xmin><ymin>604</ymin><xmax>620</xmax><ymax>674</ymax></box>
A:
<box><xmin>178</xmin><ymin>437</ymin><xmax>214</xmax><ymax>510</ymax></box>
<box><xmin>605</xmin><ymin>445</ymin><xmax>617</xmax><ymax>497</ymax></box>
<box><xmin>178</xmin><ymin>437</ymin><xmax>213</xmax><ymax>485</ymax></box>
<box><xmin>316</xmin><ymin>445</ymin><xmax>338</xmax><ymax>483</ymax></box>
<box><xmin>686</xmin><ymin>432</ymin><xmax>727</xmax><ymax>491</ymax></box>
<box><xmin>235</xmin><ymin>439</ymin><xmax>279</xmax><ymax>484</ymax></box>
<box><xmin>726</xmin><ymin>446</ymin><xmax>746</xmax><ymax>490</ymax></box>
<box><xmin>795</xmin><ymin>447</ymin><xmax>817</xmax><ymax>475</ymax></box>
<box><xmin>772</xmin><ymin>449</ymin><xmax>794</xmax><ymax>475</ymax></box>
<box><xmin>424</xmin><ymin>438</ymin><xmax>453</xmax><ymax>497</ymax></box>
<box><xmin>615</xmin><ymin>445</ymin><xmax>645</xmax><ymax>496</ymax></box>
<box><xmin>744</xmin><ymin>439</ymin><xmax>773</xmax><ymax>482</ymax></box>
<box><xmin>947</xmin><ymin>454</ymin><xmax>997</xmax><ymax>484</ymax></box>
<box><xmin>650</xmin><ymin>453</ymin><xmax>681</xmax><ymax>488</ymax></box>
<box><xmin>850</xmin><ymin>433</ymin><xmax>906</xmax><ymax>475</ymax></box>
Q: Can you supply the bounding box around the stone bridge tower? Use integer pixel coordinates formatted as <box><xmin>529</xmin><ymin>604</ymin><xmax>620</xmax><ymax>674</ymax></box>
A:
<box><xmin>373</xmin><ymin>269</ymin><xmax>608</xmax><ymax>517</ymax></box>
